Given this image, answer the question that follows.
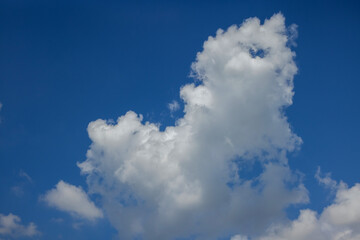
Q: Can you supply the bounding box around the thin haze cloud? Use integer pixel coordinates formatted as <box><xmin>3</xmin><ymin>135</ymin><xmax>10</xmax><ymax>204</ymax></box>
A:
<box><xmin>19</xmin><ymin>170</ymin><xmax>33</xmax><ymax>183</ymax></box>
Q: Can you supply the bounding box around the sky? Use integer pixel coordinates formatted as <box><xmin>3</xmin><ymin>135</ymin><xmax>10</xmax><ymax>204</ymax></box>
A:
<box><xmin>0</xmin><ymin>0</ymin><xmax>360</xmax><ymax>239</ymax></box>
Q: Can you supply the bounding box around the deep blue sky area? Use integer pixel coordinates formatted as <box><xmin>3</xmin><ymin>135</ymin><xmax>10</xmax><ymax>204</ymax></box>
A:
<box><xmin>0</xmin><ymin>0</ymin><xmax>360</xmax><ymax>239</ymax></box>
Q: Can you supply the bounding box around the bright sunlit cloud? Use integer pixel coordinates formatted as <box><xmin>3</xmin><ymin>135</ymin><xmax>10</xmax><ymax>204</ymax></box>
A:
<box><xmin>77</xmin><ymin>13</ymin><xmax>310</xmax><ymax>239</ymax></box>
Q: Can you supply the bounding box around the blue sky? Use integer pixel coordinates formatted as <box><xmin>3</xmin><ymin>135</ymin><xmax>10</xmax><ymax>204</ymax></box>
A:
<box><xmin>0</xmin><ymin>0</ymin><xmax>359</xmax><ymax>239</ymax></box>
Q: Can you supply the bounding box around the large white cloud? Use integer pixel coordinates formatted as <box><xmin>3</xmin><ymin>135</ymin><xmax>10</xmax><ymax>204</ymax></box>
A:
<box><xmin>78</xmin><ymin>13</ymin><xmax>308</xmax><ymax>239</ymax></box>
<box><xmin>0</xmin><ymin>213</ymin><xmax>40</xmax><ymax>238</ymax></box>
<box><xmin>42</xmin><ymin>180</ymin><xmax>103</xmax><ymax>221</ymax></box>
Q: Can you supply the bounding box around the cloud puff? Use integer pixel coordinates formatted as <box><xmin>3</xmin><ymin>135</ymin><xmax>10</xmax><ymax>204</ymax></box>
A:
<box><xmin>245</xmin><ymin>176</ymin><xmax>360</xmax><ymax>240</ymax></box>
<box><xmin>231</xmin><ymin>234</ymin><xmax>249</xmax><ymax>240</ymax></box>
<box><xmin>168</xmin><ymin>100</ymin><xmax>180</xmax><ymax>113</ymax></box>
<box><xmin>42</xmin><ymin>180</ymin><xmax>103</xmax><ymax>221</ymax></box>
<box><xmin>0</xmin><ymin>213</ymin><xmax>40</xmax><ymax>238</ymax></box>
<box><xmin>78</xmin><ymin>13</ymin><xmax>307</xmax><ymax>239</ymax></box>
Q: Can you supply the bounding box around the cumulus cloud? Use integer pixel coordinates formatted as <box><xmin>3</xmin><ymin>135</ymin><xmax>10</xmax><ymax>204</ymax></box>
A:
<box><xmin>78</xmin><ymin>13</ymin><xmax>308</xmax><ymax>239</ymax></box>
<box><xmin>42</xmin><ymin>180</ymin><xmax>103</xmax><ymax>221</ymax></box>
<box><xmin>243</xmin><ymin>177</ymin><xmax>360</xmax><ymax>240</ymax></box>
<box><xmin>0</xmin><ymin>213</ymin><xmax>40</xmax><ymax>238</ymax></box>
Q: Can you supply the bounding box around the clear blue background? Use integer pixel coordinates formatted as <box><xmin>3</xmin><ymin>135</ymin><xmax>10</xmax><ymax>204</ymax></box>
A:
<box><xmin>0</xmin><ymin>0</ymin><xmax>359</xmax><ymax>239</ymax></box>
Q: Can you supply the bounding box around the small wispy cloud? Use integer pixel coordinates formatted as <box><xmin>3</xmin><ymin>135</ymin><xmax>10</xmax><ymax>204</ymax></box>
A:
<box><xmin>315</xmin><ymin>166</ymin><xmax>341</xmax><ymax>191</ymax></box>
<box><xmin>0</xmin><ymin>213</ymin><xmax>40</xmax><ymax>238</ymax></box>
<box><xmin>168</xmin><ymin>100</ymin><xmax>180</xmax><ymax>113</ymax></box>
<box><xmin>11</xmin><ymin>170</ymin><xmax>33</xmax><ymax>198</ymax></box>
<box><xmin>19</xmin><ymin>170</ymin><xmax>33</xmax><ymax>183</ymax></box>
<box><xmin>231</xmin><ymin>235</ymin><xmax>249</xmax><ymax>240</ymax></box>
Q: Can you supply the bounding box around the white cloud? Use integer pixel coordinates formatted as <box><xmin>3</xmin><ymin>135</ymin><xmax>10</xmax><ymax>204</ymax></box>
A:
<box><xmin>168</xmin><ymin>100</ymin><xmax>180</xmax><ymax>113</ymax></box>
<box><xmin>322</xmin><ymin>183</ymin><xmax>360</xmax><ymax>227</ymax></box>
<box><xmin>78</xmin><ymin>13</ymin><xmax>308</xmax><ymax>239</ymax></box>
<box><xmin>0</xmin><ymin>213</ymin><xmax>40</xmax><ymax>238</ymax></box>
<box><xmin>247</xmin><ymin>180</ymin><xmax>360</xmax><ymax>240</ymax></box>
<box><xmin>231</xmin><ymin>234</ymin><xmax>249</xmax><ymax>240</ymax></box>
<box><xmin>42</xmin><ymin>180</ymin><xmax>103</xmax><ymax>221</ymax></box>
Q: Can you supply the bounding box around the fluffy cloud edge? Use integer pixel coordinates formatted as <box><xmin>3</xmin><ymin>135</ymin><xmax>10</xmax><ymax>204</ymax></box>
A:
<box><xmin>231</xmin><ymin>173</ymin><xmax>360</xmax><ymax>240</ymax></box>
